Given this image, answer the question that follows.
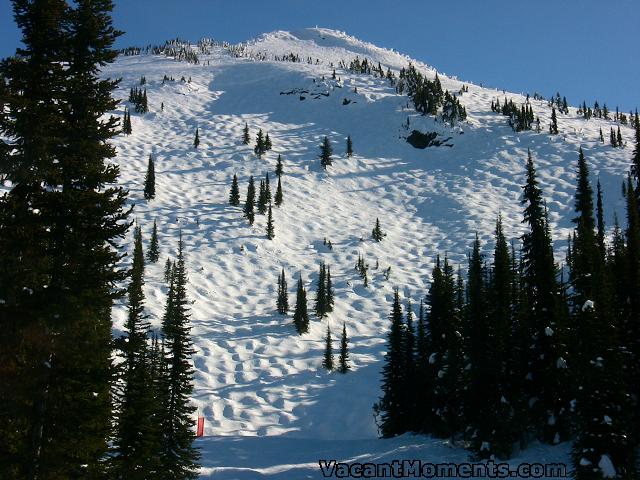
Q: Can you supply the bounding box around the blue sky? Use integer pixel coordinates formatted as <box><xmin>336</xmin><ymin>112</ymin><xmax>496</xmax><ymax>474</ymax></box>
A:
<box><xmin>1</xmin><ymin>0</ymin><xmax>638</xmax><ymax>111</ymax></box>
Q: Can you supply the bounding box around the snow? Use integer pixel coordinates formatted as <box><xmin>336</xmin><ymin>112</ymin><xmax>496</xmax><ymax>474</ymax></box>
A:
<box><xmin>598</xmin><ymin>454</ymin><xmax>617</xmax><ymax>478</ymax></box>
<box><xmin>545</xmin><ymin>326</ymin><xmax>554</xmax><ymax>336</ymax></box>
<box><xmin>4</xmin><ymin>26</ymin><xmax>633</xmax><ymax>478</ymax></box>
<box><xmin>582</xmin><ymin>299</ymin><xmax>595</xmax><ymax>311</ymax></box>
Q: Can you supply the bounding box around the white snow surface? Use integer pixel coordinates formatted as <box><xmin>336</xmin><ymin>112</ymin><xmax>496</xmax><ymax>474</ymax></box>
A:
<box><xmin>20</xmin><ymin>27</ymin><xmax>632</xmax><ymax>477</ymax></box>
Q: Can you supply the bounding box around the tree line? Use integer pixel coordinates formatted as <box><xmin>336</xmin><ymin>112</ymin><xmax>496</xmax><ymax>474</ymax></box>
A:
<box><xmin>378</xmin><ymin>119</ymin><xmax>640</xmax><ymax>479</ymax></box>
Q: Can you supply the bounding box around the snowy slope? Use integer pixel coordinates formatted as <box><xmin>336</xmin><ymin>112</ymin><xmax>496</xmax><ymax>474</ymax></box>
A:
<box><xmin>101</xmin><ymin>28</ymin><xmax>635</xmax><ymax>478</ymax></box>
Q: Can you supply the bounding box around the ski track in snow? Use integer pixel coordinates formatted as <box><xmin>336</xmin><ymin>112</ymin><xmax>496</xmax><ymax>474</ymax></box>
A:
<box><xmin>69</xmin><ymin>28</ymin><xmax>634</xmax><ymax>478</ymax></box>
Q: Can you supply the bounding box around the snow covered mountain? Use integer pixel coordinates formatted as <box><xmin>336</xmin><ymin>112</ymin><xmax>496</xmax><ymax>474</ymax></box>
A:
<box><xmin>105</xmin><ymin>28</ymin><xmax>634</xmax><ymax>478</ymax></box>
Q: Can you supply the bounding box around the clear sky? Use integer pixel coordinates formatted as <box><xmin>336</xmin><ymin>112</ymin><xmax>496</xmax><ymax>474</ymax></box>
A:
<box><xmin>1</xmin><ymin>0</ymin><xmax>638</xmax><ymax>111</ymax></box>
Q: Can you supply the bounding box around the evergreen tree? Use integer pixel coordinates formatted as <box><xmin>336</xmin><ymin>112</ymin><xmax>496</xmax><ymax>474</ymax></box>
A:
<box><xmin>520</xmin><ymin>149</ymin><xmax>570</xmax><ymax>444</ymax></box>
<box><xmin>346</xmin><ymin>135</ymin><xmax>353</xmax><ymax>157</ymax></box>
<box><xmin>319</xmin><ymin>136</ymin><xmax>333</xmax><ymax>169</ymax></box>
<box><xmin>266</xmin><ymin>204</ymin><xmax>275</xmax><ymax>240</ymax></box>
<box><xmin>378</xmin><ymin>288</ymin><xmax>408</xmax><ymax>437</ymax></box>
<box><xmin>596</xmin><ymin>179</ymin><xmax>606</xmax><ymax>260</ymax></box>
<box><xmin>570</xmin><ymin>150</ymin><xmax>636</xmax><ymax>479</ymax></box>
<box><xmin>264</xmin><ymin>172</ymin><xmax>272</xmax><ymax>205</ymax></box>
<box><xmin>193</xmin><ymin>127</ymin><xmax>200</xmax><ymax>148</ymax></box>
<box><xmin>243</xmin><ymin>176</ymin><xmax>255</xmax><ymax>225</ymax></box>
<box><xmin>275</xmin><ymin>154</ymin><xmax>283</xmax><ymax>176</ymax></box>
<box><xmin>0</xmin><ymin>1</ymin><xmax>131</xmax><ymax>476</ymax></box>
<box><xmin>426</xmin><ymin>256</ymin><xmax>464</xmax><ymax>441</ymax></box>
<box><xmin>242</xmin><ymin>122</ymin><xmax>250</xmax><ymax>145</ymax></box>
<box><xmin>112</xmin><ymin>227</ymin><xmax>161</xmax><ymax>479</ymax></box>
<box><xmin>229</xmin><ymin>174</ymin><xmax>240</xmax><ymax>206</ymax></box>
<box><xmin>257</xmin><ymin>179</ymin><xmax>267</xmax><ymax>214</ymax></box>
<box><xmin>292</xmin><ymin>275</ymin><xmax>309</xmax><ymax>334</ymax></box>
<box><xmin>322</xmin><ymin>324</ymin><xmax>334</xmax><ymax>371</ymax></box>
<box><xmin>147</xmin><ymin>219</ymin><xmax>160</xmax><ymax>263</ymax></box>
<box><xmin>599</xmin><ymin>128</ymin><xmax>604</xmax><ymax>143</ymax></box>
<box><xmin>326</xmin><ymin>265</ymin><xmax>334</xmax><ymax>313</ymax></box>
<box><xmin>254</xmin><ymin>129</ymin><xmax>265</xmax><ymax>157</ymax></box>
<box><xmin>315</xmin><ymin>262</ymin><xmax>327</xmax><ymax>318</ymax></box>
<box><xmin>144</xmin><ymin>154</ymin><xmax>156</xmax><ymax>200</ymax></box>
<box><xmin>549</xmin><ymin>107</ymin><xmax>559</xmax><ymax>134</ymax></box>
<box><xmin>617</xmin><ymin>126</ymin><xmax>623</xmax><ymax>147</ymax></box>
<box><xmin>372</xmin><ymin>218</ymin><xmax>385</xmax><ymax>241</ymax></box>
<box><xmin>276</xmin><ymin>268</ymin><xmax>289</xmax><ymax>315</ymax></box>
<box><xmin>164</xmin><ymin>258</ymin><xmax>173</xmax><ymax>283</ymax></box>
<box><xmin>160</xmin><ymin>235</ymin><xmax>200</xmax><ymax>478</ymax></box>
<box><xmin>338</xmin><ymin>322</ymin><xmax>350</xmax><ymax>373</ymax></box>
<box><xmin>403</xmin><ymin>301</ymin><xmax>416</xmax><ymax>426</ymax></box>
<box><xmin>274</xmin><ymin>175</ymin><xmax>283</xmax><ymax>207</ymax></box>
<box><xmin>265</xmin><ymin>132</ymin><xmax>272</xmax><ymax>151</ymax></box>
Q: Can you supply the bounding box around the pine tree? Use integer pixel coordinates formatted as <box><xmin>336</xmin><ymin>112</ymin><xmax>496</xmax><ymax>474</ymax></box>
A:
<box><xmin>346</xmin><ymin>135</ymin><xmax>353</xmax><ymax>157</ymax></box>
<box><xmin>378</xmin><ymin>288</ymin><xmax>407</xmax><ymax>437</ymax></box>
<box><xmin>266</xmin><ymin>204</ymin><xmax>275</xmax><ymax>240</ymax></box>
<box><xmin>617</xmin><ymin>126</ymin><xmax>623</xmax><ymax>147</ymax></box>
<box><xmin>322</xmin><ymin>324</ymin><xmax>334</xmax><ymax>371</ymax></box>
<box><xmin>570</xmin><ymin>150</ymin><xmax>636</xmax><ymax>479</ymax></box>
<box><xmin>596</xmin><ymin>179</ymin><xmax>606</xmax><ymax>260</ymax></box>
<box><xmin>113</xmin><ymin>227</ymin><xmax>161</xmax><ymax>478</ymax></box>
<box><xmin>319</xmin><ymin>136</ymin><xmax>333</xmax><ymax>169</ymax></box>
<box><xmin>427</xmin><ymin>256</ymin><xmax>465</xmax><ymax>441</ymax></box>
<box><xmin>243</xmin><ymin>176</ymin><xmax>255</xmax><ymax>225</ymax></box>
<box><xmin>193</xmin><ymin>127</ymin><xmax>200</xmax><ymax>148</ymax></box>
<box><xmin>164</xmin><ymin>257</ymin><xmax>173</xmax><ymax>283</ymax></box>
<box><xmin>229</xmin><ymin>174</ymin><xmax>240</xmax><ymax>206</ymax></box>
<box><xmin>254</xmin><ymin>129</ymin><xmax>265</xmax><ymax>157</ymax></box>
<box><xmin>265</xmin><ymin>172</ymin><xmax>272</xmax><ymax>205</ymax></box>
<box><xmin>275</xmin><ymin>154</ymin><xmax>283</xmax><ymax>177</ymax></box>
<box><xmin>242</xmin><ymin>122</ymin><xmax>250</xmax><ymax>144</ymax></box>
<box><xmin>326</xmin><ymin>265</ymin><xmax>334</xmax><ymax>313</ymax></box>
<box><xmin>599</xmin><ymin>128</ymin><xmax>604</xmax><ymax>143</ymax></box>
<box><xmin>147</xmin><ymin>219</ymin><xmax>160</xmax><ymax>263</ymax></box>
<box><xmin>403</xmin><ymin>300</ymin><xmax>416</xmax><ymax>426</ymax></box>
<box><xmin>338</xmin><ymin>323</ymin><xmax>350</xmax><ymax>373</ymax></box>
<box><xmin>549</xmin><ymin>107</ymin><xmax>559</xmax><ymax>134</ymax></box>
<box><xmin>521</xmin><ymin>149</ymin><xmax>570</xmax><ymax>444</ymax></box>
<box><xmin>144</xmin><ymin>154</ymin><xmax>156</xmax><ymax>200</ymax></box>
<box><xmin>160</xmin><ymin>234</ymin><xmax>200</xmax><ymax>478</ymax></box>
<box><xmin>276</xmin><ymin>268</ymin><xmax>289</xmax><ymax>315</ymax></box>
<box><xmin>274</xmin><ymin>175</ymin><xmax>283</xmax><ymax>206</ymax></box>
<box><xmin>257</xmin><ymin>179</ymin><xmax>267</xmax><ymax>214</ymax></box>
<box><xmin>265</xmin><ymin>132</ymin><xmax>272</xmax><ymax>151</ymax></box>
<box><xmin>315</xmin><ymin>262</ymin><xmax>327</xmax><ymax>318</ymax></box>
<box><xmin>293</xmin><ymin>275</ymin><xmax>309</xmax><ymax>334</ymax></box>
<box><xmin>0</xmin><ymin>1</ymin><xmax>131</xmax><ymax>475</ymax></box>
<box><xmin>372</xmin><ymin>218</ymin><xmax>385</xmax><ymax>241</ymax></box>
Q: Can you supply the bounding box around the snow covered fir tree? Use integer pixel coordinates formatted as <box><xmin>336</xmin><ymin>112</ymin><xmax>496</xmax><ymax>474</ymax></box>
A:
<box><xmin>1</xmin><ymin>2</ymin><xmax>639</xmax><ymax>478</ymax></box>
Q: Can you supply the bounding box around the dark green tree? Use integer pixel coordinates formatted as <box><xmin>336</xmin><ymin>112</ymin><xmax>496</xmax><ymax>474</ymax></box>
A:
<box><xmin>275</xmin><ymin>154</ymin><xmax>283</xmax><ymax>176</ymax></box>
<box><xmin>549</xmin><ymin>107</ymin><xmax>559</xmax><ymax>134</ymax></box>
<box><xmin>274</xmin><ymin>176</ymin><xmax>283</xmax><ymax>207</ymax></box>
<box><xmin>322</xmin><ymin>324</ymin><xmax>334</xmax><ymax>371</ymax></box>
<box><xmin>242</xmin><ymin>122</ymin><xmax>250</xmax><ymax>144</ymax></box>
<box><xmin>346</xmin><ymin>135</ymin><xmax>353</xmax><ymax>157</ymax></box>
<box><xmin>276</xmin><ymin>268</ymin><xmax>289</xmax><ymax>315</ymax></box>
<box><xmin>265</xmin><ymin>132</ymin><xmax>272</xmax><ymax>151</ymax></box>
<box><xmin>315</xmin><ymin>262</ymin><xmax>327</xmax><ymax>317</ymax></box>
<box><xmin>144</xmin><ymin>154</ymin><xmax>155</xmax><ymax>200</ymax></box>
<box><xmin>338</xmin><ymin>323</ymin><xmax>350</xmax><ymax>373</ymax></box>
<box><xmin>160</xmin><ymin>235</ymin><xmax>200</xmax><ymax>478</ymax></box>
<box><xmin>193</xmin><ymin>127</ymin><xmax>199</xmax><ymax>148</ymax></box>
<box><xmin>326</xmin><ymin>265</ymin><xmax>334</xmax><ymax>313</ymax></box>
<box><xmin>254</xmin><ymin>129</ymin><xmax>265</xmax><ymax>157</ymax></box>
<box><xmin>319</xmin><ymin>136</ymin><xmax>333</xmax><ymax>169</ymax></box>
<box><xmin>243</xmin><ymin>176</ymin><xmax>255</xmax><ymax>225</ymax></box>
<box><xmin>0</xmin><ymin>0</ymin><xmax>131</xmax><ymax>476</ymax></box>
<box><xmin>520</xmin><ymin>149</ymin><xmax>570</xmax><ymax>444</ymax></box>
<box><xmin>372</xmin><ymin>218</ymin><xmax>385</xmax><ymax>241</ymax></box>
<box><xmin>292</xmin><ymin>275</ymin><xmax>309</xmax><ymax>334</ymax></box>
<box><xmin>266</xmin><ymin>204</ymin><xmax>275</xmax><ymax>240</ymax></box>
<box><xmin>257</xmin><ymin>179</ymin><xmax>267</xmax><ymax>215</ymax></box>
<box><xmin>229</xmin><ymin>174</ymin><xmax>240</xmax><ymax>206</ymax></box>
<box><xmin>378</xmin><ymin>288</ymin><xmax>407</xmax><ymax>437</ymax></box>
<box><xmin>147</xmin><ymin>219</ymin><xmax>160</xmax><ymax>263</ymax></box>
